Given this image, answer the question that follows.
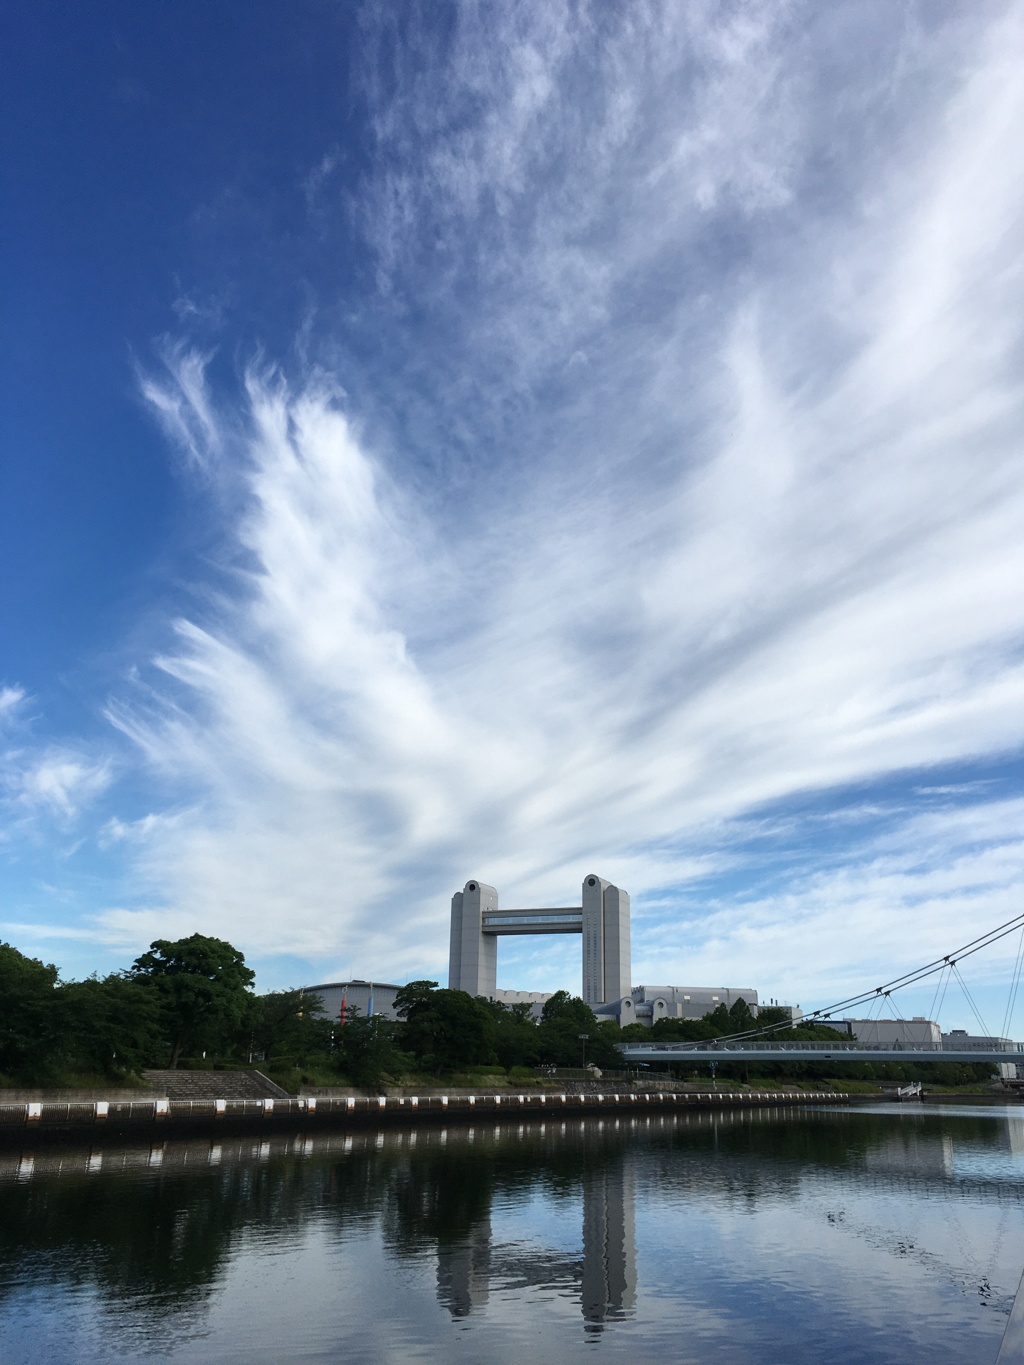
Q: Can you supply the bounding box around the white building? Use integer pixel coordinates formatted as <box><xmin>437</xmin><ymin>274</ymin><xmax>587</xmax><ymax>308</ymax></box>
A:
<box><xmin>822</xmin><ymin>1017</ymin><xmax>941</xmax><ymax>1046</ymax></box>
<box><xmin>942</xmin><ymin>1029</ymin><xmax>1022</xmax><ymax>1080</ymax></box>
<box><xmin>594</xmin><ymin>983</ymin><xmax>759</xmax><ymax>1028</ymax></box>
<box><xmin>493</xmin><ymin>989</ymin><xmax>553</xmax><ymax>1019</ymax></box>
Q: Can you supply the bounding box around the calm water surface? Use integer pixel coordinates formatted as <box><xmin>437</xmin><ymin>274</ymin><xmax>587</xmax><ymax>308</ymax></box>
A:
<box><xmin>1</xmin><ymin>1103</ymin><xmax>1022</xmax><ymax>1363</ymax></box>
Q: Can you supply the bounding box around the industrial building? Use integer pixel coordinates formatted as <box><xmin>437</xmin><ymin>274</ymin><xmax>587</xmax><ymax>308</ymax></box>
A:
<box><xmin>823</xmin><ymin>1018</ymin><xmax>942</xmax><ymax>1046</ymax></box>
<box><xmin>942</xmin><ymin>1029</ymin><xmax>1022</xmax><ymax>1079</ymax></box>
<box><xmin>594</xmin><ymin>984</ymin><xmax>760</xmax><ymax>1028</ymax></box>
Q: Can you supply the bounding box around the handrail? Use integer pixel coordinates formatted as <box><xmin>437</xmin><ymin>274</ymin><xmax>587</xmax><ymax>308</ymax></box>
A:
<box><xmin>621</xmin><ymin>1040</ymin><xmax>1024</xmax><ymax>1053</ymax></box>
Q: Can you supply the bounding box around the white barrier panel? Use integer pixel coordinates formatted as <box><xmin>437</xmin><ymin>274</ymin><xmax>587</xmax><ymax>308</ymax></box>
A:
<box><xmin>441</xmin><ymin>1096</ymin><xmax>449</xmax><ymax>1106</ymax></box>
<box><xmin>263</xmin><ymin>1099</ymin><xmax>274</xmax><ymax>1114</ymax></box>
<box><xmin>95</xmin><ymin>1102</ymin><xmax>109</xmax><ymax>1119</ymax></box>
<box><xmin>26</xmin><ymin>1103</ymin><xmax>42</xmax><ymax>1121</ymax></box>
<box><xmin>306</xmin><ymin>1097</ymin><xmax>317</xmax><ymax>1113</ymax></box>
<box><xmin>347</xmin><ymin>1097</ymin><xmax>356</xmax><ymax>1108</ymax></box>
<box><xmin>155</xmin><ymin>1099</ymin><xmax>169</xmax><ymax>1116</ymax></box>
<box><xmin>215</xmin><ymin>1100</ymin><xmax>227</xmax><ymax>1116</ymax></box>
<box><xmin>378</xmin><ymin>1097</ymin><xmax>387</xmax><ymax>1108</ymax></box>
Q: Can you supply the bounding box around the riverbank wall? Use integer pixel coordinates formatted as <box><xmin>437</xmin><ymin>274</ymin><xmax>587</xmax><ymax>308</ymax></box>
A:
<box><xmin>0</xmin><ymin>1088</ymin><xmax>847</xmax><ymax>1148</ymax></box>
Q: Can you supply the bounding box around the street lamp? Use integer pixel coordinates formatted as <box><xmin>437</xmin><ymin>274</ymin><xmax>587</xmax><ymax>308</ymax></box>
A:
<box><xmin>578</xmin><ymin>1032</ymin><xmax>589</xmax><ymax>1069</ymax></box>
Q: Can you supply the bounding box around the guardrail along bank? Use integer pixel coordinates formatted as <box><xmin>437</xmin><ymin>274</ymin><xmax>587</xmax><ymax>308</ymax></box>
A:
<box><xmin>0</xmin><ymin>1089</ymin><xmax>849</xmax><ymax>1146</ymax></box>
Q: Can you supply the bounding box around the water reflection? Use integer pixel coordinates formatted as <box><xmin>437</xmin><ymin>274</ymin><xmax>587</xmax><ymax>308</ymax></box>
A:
<box><xmin>0</xmin><ymin>1106</ymin><xmax>1022</xmax><ymax>1361</ymax></box>
<box><xmin>434</xmin><ymin>1151</ymin><xmax>636</xmax><ymax>1325</ymax></box>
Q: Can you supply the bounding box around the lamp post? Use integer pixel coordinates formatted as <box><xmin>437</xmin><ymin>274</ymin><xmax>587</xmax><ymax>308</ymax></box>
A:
<box><xmin>579</xmin><ymin>1032</ymin><xmax>589</xmax><ymax>1070</ymax></box>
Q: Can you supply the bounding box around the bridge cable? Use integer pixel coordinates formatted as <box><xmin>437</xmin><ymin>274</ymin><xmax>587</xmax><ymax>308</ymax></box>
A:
<box><xmin>687</xmin><ymin>908</ymin><xmax>1024</xmax><ymax>1049</ymax></box>
<box><xmin>881</xmin><ymin>990</ymin><xmax>911</xmax><ymax>1043</ymax></box>
<box><xmin>950</xmin><ymin>961</ymin><xmax>991</xmax><ymax>1037</ymax></box>
<box><xmin>1000</xmin><ymin>923</ymin><xmax>1024</xmax><ymax>1042</ymax></box>
<box><xmin>926</xmin><ymin>961</ymin><xmax>949</xmax><ymax>1025</ymax></box>
<box><xmin>931</xmin><ymin>965</ymin><xmax>952</xmax><ymax>1028</ymax></box>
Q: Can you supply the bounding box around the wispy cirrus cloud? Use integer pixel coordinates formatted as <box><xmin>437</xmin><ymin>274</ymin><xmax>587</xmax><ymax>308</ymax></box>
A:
<box><xmin>15</xmin><ymin>750</ymin><xmax>113</xmax><ymax>821</ymax></box>
<box><xmin>101</xmin><ymin>1</ymin><xmax>1024</xmax><ymax>1007</ymax></box>
<box><xmin>1</xmin><ymin>687</ymin><xmax>114</xmax><ymax>833</ymax></box>
<box><xmin>0</xmin><ymin>686</ymin><xmax>26</xmax><ymax>720</ymax></box>
<box><xmin>135</xmin><ymin>341</ymin><xmax>224</xmax><ymax>475</ymax></box>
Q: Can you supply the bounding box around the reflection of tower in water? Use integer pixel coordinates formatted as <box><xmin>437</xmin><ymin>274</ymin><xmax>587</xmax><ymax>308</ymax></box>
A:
<box><xmin>582</xmin><ymin>1158</ymin><xmax>637</xmax><ymax>1323</ymax></box>
<box><xmin>434</xmin><ymin>1156</ymin><xmax>636</xmax><ymax>1324</ymax></box>
<box><xmin>436</xmin><ymin>1217</ymin><xmax>491</xmax><ymax>1317</ymax></box>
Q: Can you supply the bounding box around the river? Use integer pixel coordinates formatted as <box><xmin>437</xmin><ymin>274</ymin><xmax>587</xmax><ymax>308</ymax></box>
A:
<box><xmin>1</xmin><ymin>1103</ymin><xmax>1022</xmax><ymax>1363</ymax></box>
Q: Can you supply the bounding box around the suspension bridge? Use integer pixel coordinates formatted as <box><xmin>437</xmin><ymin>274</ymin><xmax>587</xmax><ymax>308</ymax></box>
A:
<box><xmin>619</xmin><ymin>909</ymin><xmax>1024</xmax><ymax>1066</ymax></box>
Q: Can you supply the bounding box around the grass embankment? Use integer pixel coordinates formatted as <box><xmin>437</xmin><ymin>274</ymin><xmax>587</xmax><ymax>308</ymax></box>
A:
<box><xmin>2</xmin><ymin>1061</ymin><xmax>1007</xmax><ymax>1100</ymax></box>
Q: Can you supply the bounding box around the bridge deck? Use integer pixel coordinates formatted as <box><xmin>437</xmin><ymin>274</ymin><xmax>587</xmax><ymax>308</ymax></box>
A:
<box><xmin>621</xmin><ymin>1045</ymin><xmax>1023</xmax><ymax>1064</ymax></box>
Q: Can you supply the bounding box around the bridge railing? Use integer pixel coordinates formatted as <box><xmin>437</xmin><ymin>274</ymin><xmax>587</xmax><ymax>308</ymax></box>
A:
<box><xmin>621</xmin><ymin>1040</ymin><xmax>1024</xmax><ymax>1054</ymax></box>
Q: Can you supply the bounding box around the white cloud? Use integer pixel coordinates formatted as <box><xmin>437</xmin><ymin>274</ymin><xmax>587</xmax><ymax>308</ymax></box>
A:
<box><xmin>0</xmin><ymin>687</ymin><xmax>115</xmax><ymax>838</ymax></box>
<box><xmin>0</xmin><ymin>686</ymin><xmax>26</xmax><ymax>721</ymax></box>
<box><xmin>14</xmin><ymin>749</ymin><xmax>113</xmax><ymax>822</ymax></box>
<box><xmin>136</xmin><ymin>340</ymin><xmax>224</xmax><ymax>474</ymax></box>
<box><xmin>107</xmin><ymin>2</ymin><xmax>1024</xmax><ymax>1002</ymax></box>
<box><xmin>637</xmin><ymin>799</ymin><xmax>1024</xmax><ymax>999</ymax></box>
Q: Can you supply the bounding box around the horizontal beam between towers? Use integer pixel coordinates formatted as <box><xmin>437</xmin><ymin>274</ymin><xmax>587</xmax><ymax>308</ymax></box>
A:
<box><xmin>481</xmin><ymin>909</ymin><xmax>583</xmax><ymax>935</ymax></box>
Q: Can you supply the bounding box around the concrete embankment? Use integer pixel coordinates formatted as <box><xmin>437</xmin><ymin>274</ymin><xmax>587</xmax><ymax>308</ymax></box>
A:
<box><xmin>0</xmin><ymin>1088</ymin><xmax>848</xmax><ymax>1148</ymax></box>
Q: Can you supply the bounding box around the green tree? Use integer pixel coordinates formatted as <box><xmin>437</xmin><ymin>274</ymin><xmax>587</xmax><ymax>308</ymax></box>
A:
<box><xmin>729</xmin><ymin>997</ymin><xmax>755</xmax><ymax>1030</ymax></box>
<box><xmin>335</xmin><ymin>1012</ymin><xmax>411</xmax><ymax>1088</ymax></box>
<box><xmin>130</xmin><ymin>934</ymin><xmax>255</xmax><ymax>1068</ymax></box>
<box><xmin>55</xmin><ymin>974</ymin><xmax>163</xmax><ymax>1078</ymax></box>
<box><xmin>753</xmin><ymin>1005</ymin><xmax>796</xmax><ymax>1029</ymax></box>
<box><xmin>649</xmin><ymin>1015</ymin><xmax>717</xmax><ymax>1042</ymax></box>
<box><xmin>394</xmin><ymin>981</ymin><xmax>497</xmax><ymax>1074</ymax></box>
<box><xmin>249</xmin><ymin>989</ymin><xmax>334</xmax><ymax>1064</ymax></box>
<box><xmin>536</xmin><ymin>992</ymin><xmax>621</xmax><ymax>1069</ymax></box>
<box><xmin>0</xmin><ymin>942</ymin><xmax>59</xmax><ymax>1082</ymax></box>
<box><xmin>487</xmin><ymin>999</ymin><xmax>541</xmax><ymax>1070</ymax></box>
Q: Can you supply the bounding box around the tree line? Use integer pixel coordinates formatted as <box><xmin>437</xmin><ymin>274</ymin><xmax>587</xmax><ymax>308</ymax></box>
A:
<box><xmin>0</xmin><ymin>935</ymin><xmax>624</xmax><ymax>1088</ymax></box>
<box><xmin>1</xmin><ymin>936</ymin><xmax>994</xmax><ymax>1091</ymax></box>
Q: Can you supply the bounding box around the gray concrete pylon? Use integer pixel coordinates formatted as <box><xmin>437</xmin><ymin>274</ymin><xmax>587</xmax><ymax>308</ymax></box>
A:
<box><xmin>448</xmin><ymin>880</ymin><xmax>498</xmax><ymax>997</ymax></box>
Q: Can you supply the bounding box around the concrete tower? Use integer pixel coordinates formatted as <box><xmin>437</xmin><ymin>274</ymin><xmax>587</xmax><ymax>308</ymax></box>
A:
<box><xmin>447</xmin><ymin>874</ymin><xmax>630</xmax><ymax>1007</ymax></box>
<box><xmin>448</xmin><ymin>880</ymin><xmax>498</xmax><ymax>998</ymax></box>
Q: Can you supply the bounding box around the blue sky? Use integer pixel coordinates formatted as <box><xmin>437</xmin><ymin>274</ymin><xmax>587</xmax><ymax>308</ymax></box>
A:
<box><xmin>3</xmin><ymin>1</ymin><xmax>1024</xmax><ymax>1033</ymax></box>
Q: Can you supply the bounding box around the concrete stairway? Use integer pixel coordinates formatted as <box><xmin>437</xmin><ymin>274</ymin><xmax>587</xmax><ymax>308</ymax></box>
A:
<box><xmin>141</xmin><ymin>1069</ymin><xmax>290</xmax><ymax>1100</ymax></box>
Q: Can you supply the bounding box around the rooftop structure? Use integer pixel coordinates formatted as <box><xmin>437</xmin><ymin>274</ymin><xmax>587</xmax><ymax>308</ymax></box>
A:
<box><xmin>595</xmin><ymin>983</ymin><xmax>760</xmax><ymax>1028</ymax></box>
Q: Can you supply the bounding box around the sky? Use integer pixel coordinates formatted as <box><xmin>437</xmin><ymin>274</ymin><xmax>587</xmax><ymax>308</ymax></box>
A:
<box><xmin>2</xmin><ymin>1</ymin><xmax>1024</xmax><ymax>1034</ymax></box>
